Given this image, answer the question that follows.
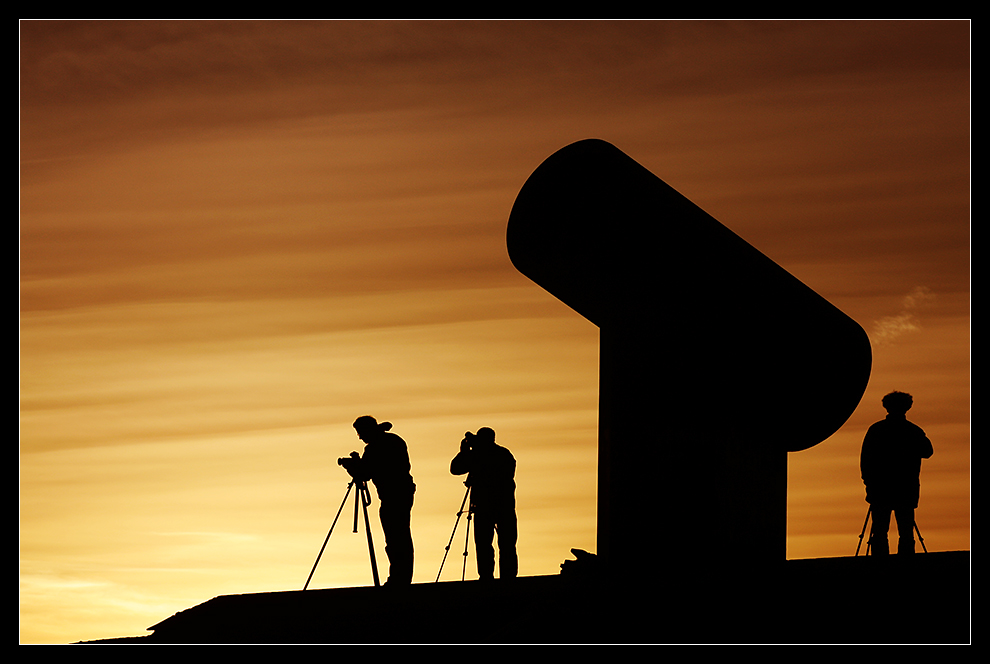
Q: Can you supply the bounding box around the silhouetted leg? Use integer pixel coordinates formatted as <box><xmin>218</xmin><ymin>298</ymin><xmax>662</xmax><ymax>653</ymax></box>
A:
<box><xmin>894</xmin><ymin>507</ymin><xmax>916</xmax><ymax>554</ymax></box>
<box><xmin>379</xmin><ymin>492</ymin><xmax>414</xmax><ymax>584</ymax></box>
<box><xmin>473</xmin><ymin>511</ymin><xmax>496</xmax><ymax>579</ymax></box>
<box><xmin>870</xmin><ymin>505</ymin><xmax>892</xmax><ymax>556</ymax></box>
<box><xmin>496</xmin><ymin>509</ymin><xmax>518</xmax><ymax>579</ymax></box>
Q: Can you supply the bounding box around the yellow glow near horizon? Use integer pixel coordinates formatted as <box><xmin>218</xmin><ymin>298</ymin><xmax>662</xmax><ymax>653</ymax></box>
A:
<box><xmin>20</xmin><ymin>20</ymin><xmax>969</xmax><ymax>643</ymax></box>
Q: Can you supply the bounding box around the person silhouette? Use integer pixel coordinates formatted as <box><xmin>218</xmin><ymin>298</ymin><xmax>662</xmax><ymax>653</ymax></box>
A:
<box><xmin>450</xmin><ymin>427</ymin><xmax>518</xmax><ymax>580</ymax></box>
<box><xmin>860</xmin><ymin>391</ymin><xmax>934</xmax><ymax>555</ymax></box>
<box><xmin>348</xmin><ymin>416</ymin><xmax>416</xmax><ymax>585</ymax></box>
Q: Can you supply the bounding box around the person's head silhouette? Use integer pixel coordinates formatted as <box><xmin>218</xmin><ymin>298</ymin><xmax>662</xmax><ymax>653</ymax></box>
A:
<box><xmin>881</xmin><ymin>391</ymin><xmax>913</xmax><ymax>416</ymax></box>
<box><xmin>474</xmin><ymin>427</ymin><xmax>496</xmax><ymax>447</ymax></box>
<box><xmin>353</xmin><ymin>415</ymin><xmax>392</xmax><ymax>442</ymax></box>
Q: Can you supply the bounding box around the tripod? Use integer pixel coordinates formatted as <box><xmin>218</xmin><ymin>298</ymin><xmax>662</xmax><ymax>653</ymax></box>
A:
<box><xmin>436</xmin><ymin>484</ymin><xmax>473</xmax><ymax>582</ymax></box>
<box><xmin>856</xmin><ymin>506</ymin><xmax>928</xmax><ymax>556</ymax></box>
<box><xmin>303</xmin><ymin>478</ymin><xmax>380</xmax><ymax>590</ymax></box>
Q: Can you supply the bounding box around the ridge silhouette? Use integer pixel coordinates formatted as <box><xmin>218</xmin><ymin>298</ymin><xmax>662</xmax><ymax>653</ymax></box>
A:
<box><xmin>85</xmin><ymin>552</ymin><xmax>970</xmax><ymax>643</ymax></box>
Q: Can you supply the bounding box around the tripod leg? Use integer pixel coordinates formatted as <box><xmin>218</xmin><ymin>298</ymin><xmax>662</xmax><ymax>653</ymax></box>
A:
<box><xmin>915</xmin><ymin>521</ymin><xmax>928</xmax><ymax>553</ymax></box>
<box><xmin>461</xmin><ymin>502</ymin><xmax>473</xmax><ymax>582</ymax></box>
<box><xmin>359</xmin><ymin>482</ymin><xmax>381</xmax><ymax>587</ymax></box>
<box><xmin>352</xmin><ymin>480</ymin><xmax>360</xmax><ymax>533</ymax></box>
<box><xmin>856</xmin><ymin>506</ymin><xmax>871</xmax><ymax>556</ymax></box>
<box><xmin>436</xmin><ymin>485</ymin><xmax>471</xmax><ymax>582</ymax></box>
<box><xmin>303</xmin><ymin>481</ymin><xmax>355</xmax><ymax>591</ymax></box>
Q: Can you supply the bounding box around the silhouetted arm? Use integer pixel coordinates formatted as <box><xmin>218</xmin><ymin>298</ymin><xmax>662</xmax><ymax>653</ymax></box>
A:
<box><xmin>501</xmin><ymin>449</ymin><xmax>516</xmax><ymax>482</ymax></box>
<box><xmin>860</xmin><ymin>426</ymin><xmax>878</xmax><ymax>484</ymax></box>
<box><xmin>450</xmin><ymin>450</ymin><xmax>472</xmax><ymax>476</ymax></box>
<box><xmin>918</xmin><ymin>429</ymin><xmax>934</xmax><ymax>460</ymax></box>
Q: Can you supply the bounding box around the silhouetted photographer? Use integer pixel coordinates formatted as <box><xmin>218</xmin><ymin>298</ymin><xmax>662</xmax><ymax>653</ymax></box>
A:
<box><xmin>345</xmin><ymin>416</ymin><xmax>416</xmax><ymax>585</ymax></box>
<box><xmin>450</xmin><ymin>427</ymin><xmax>517</xmax><ymax>580</ymax></box>
<box><xmin>860</xmin><ymin>391</ymin><xmax>934</xmax><ymax>555</ymax></box>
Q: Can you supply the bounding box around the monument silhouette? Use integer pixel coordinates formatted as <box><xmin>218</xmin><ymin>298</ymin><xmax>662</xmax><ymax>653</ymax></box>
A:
<box><xmin>82</xmin><ymin>139</ymin><xmax>969</xmax><ymax>644</ymax></box>
<box><xmin>506</xmin><ymin>138</ymin><xmax>872</xmax><ymax>575</ymax></box>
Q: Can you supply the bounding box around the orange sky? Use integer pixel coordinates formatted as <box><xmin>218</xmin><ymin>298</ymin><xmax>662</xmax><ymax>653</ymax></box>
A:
<box><xmin>19</xmin><ymin>20</ymin><xmax>970</xmax><ymax>644</ymax></box>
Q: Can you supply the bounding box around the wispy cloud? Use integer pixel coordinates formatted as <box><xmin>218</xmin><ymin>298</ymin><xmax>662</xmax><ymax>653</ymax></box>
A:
<box><xmin>871</xmin><ymin>286</ymin><xmax>936</xmax><ymax>346</ymax></box>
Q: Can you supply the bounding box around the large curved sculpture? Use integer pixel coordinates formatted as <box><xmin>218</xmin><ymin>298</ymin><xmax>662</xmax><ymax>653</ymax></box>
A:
<box><xmin>507</xmin><ymin>139</ymin><xmax>872</xmax><ymax>574</ymax></box>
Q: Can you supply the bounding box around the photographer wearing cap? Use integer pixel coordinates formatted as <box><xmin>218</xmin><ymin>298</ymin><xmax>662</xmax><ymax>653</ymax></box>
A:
<box><xmin>450</xmin><ymin>427</ymin><xmax>517</xmax><ymax>580</ymax></box>
<box><xmin>344</xmin><ymin>416</ymin><xmax>416</xmax><ymax>585</ymax></box>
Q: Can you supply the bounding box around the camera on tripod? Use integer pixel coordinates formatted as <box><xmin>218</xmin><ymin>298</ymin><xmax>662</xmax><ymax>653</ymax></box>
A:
<box><xmin>337</xmin><ymin>451</ymin><xmax>362</xmax><ymax>476</ymax></box>
<box><xmin>304</xmin><ymin>451</ymin><xmax>379</xmax><ymax>590</ymax></box>
<box><xmin>460</xmin><ymin>428</ymin><xmax>493</xmax><ymax>451</ymax></box>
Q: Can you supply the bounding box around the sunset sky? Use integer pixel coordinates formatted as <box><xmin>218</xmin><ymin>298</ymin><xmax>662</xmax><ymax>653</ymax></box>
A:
<box><xmin>19</xmin><ymin>20</ymin><xmax>970</xmax><ymax>644</ymax></box>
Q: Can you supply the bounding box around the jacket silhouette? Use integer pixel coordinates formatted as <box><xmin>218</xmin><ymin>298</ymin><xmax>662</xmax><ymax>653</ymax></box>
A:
<box><xmin>860</xmin><ymin>392</ymin><xmax>933</xmax><ymax>555</ymax></box>
<box><xmin>450</xmin><ymin>427</ymin><xmax>517</xmax><ymax>579</ymax></box>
